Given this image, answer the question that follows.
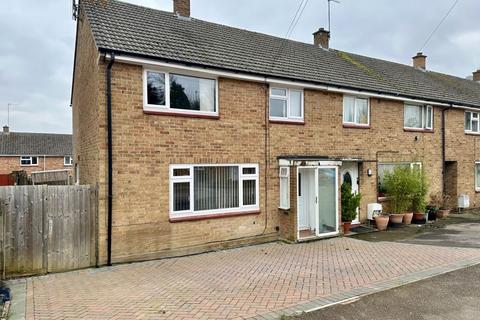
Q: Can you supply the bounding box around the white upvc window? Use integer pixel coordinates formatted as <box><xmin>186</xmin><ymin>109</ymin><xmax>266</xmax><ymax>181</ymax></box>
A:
<box><xmin>64</xmin><ymin>156</ymin><xmax>73</xmax><ymax>166</ymax></box>
<box><xmin>269</xmin><ymin>87</ymin><xmax>304</xmax><ymax>122</ymax></box>
<box><xmin>404</xmin><ymin>104</ymin><xmax>433</xmax><ymax>130</ymax></box>
<box><xmin>279</xmin><ymin>167</ymin><xmax>290</xmax><ymax>210</ymax></box>
<box><xmin>169</xmin><ymin>164</ymin><xmax>259</xmax><ymax>218</ymax></box>
<box><xmin>20</xmin><ymin>156</ymin><xmax>38</xmax><ymax>166</ymax></box>
<box><xmin>475</xmin><ymin>162</ymin><xmax>480</xmax><ymax>192</ymax></box>
<box><xmin>465</xmin><ymin>111</ymin><xmax>480</xmax><ymax>134</ymax></box>
<box><xmin>343</xmin><ymin>96</ymin><xmax>370</xmax><ymax>126</ymax></box>
<box><xmin>143</xmin><ymin>69</ymin><xmax>218</xmax><ymax>116</ymax></box>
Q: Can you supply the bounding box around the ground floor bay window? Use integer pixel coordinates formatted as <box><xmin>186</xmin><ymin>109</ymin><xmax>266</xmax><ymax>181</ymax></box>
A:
<box><xmin>169</xmin><ymin>164</ymin><xmax>259</xmax><ymax>219</ymax></box>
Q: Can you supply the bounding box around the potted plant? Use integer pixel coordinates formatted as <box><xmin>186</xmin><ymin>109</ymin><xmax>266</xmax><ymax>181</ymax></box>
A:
<box><xmin>411</xmin><ymin>168</ymin><xmax>429</xmax><ymax>223</ymax></box>
<box><xmin>383</xmin><ymin>166</ymin><xmax>416</xmax><ymax>224</ymax></box>
<box><xmin>341</xmin><ymin>183</ymin><xmax>361</xmax><ymax>235</ymax></box>
<box><xmin>374</xmin><ymin>212</ymin><xmax>390</xmax><ymax>231</ymax></box>
<box><xmin>437</xmin><ymin>194</ymin><xmax>452</xmax><ymax>218</ymax></box>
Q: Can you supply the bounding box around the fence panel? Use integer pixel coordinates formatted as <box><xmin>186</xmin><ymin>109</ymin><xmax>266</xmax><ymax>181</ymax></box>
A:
<box><xmin>0</xmin><ymin>185</ymin><xmax>97</xmax><ymax>278</ymax></box>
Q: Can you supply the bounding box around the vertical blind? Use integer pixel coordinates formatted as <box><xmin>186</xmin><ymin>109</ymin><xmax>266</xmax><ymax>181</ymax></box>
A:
<box><xmin>194</xmin><ymin>166</ymin><xmax>239</xmax><ymax>211</ymax></box>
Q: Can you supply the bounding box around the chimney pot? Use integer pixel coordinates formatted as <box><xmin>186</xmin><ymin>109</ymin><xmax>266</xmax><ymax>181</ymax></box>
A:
<box><xmin>473</xmin><ymin>69</ymin><xmax>480</xmax><ymax>82</ymax></box>
<box><xmin>3</xmin><ymin>126</ymin><xmax>9</xmax><ymax>134</ymax></box>
<box><xmin>412</xmin><ymin>52</ymin><xmax>427</xmax><ymax>70</ymax></box>
<box><xmin>313</xmin><ymin>28</ymin><xmax>330</xmax><ymax>49</ymax></box>
<box><xmin>173</xmin><ymin>0</ymin><xmax>190</xmax><ymax>17</ymax></box>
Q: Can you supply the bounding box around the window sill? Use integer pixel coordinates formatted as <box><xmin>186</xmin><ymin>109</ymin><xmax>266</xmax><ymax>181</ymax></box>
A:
<box><xmin>169</xmin><ymin>210</ymin><xmax>260</xmax><ymax>223</ymax></box>
<box><xmin>20</xmin><ymin>165</ymin><xmax>38</xmax><ymax>167</ymax></box>
<box><xmin>143</xmin><ymin>108</ymin><xmax>219</xmax><ymax>120</ymax></box>
<box><xmin>343</xmin><ymin>123</ymin><xmax>371</xmax><ymax>129</ymax></box>
<box><xmin>403</xmin><ymin>128</ymin><xmax>434</xmax><ymax>133</ymax></box>
<box><xmin>269</xmin><ymin>119</ymin><xmax>305</xmax><ymax>125</ymax></box>
<box><xmin>465</xmin><ymin>131</ymin><xmax>480</xmax><ymax>136</ymax></box>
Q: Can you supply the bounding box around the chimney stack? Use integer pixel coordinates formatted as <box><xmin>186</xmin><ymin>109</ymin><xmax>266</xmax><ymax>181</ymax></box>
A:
<box><xmin>173</xmin><ymin>0</ymin><xmax>190</xmax><ymax>17</ymax></box>
<box><xmin>412</xmin><ymin>52</ymin><xmax>427</xmax><ymax>70</ymax></box>
<box><xmin>3</xmin><ymin>126</ymin><xmax>9</xmax><ymax>134</ymax></box>
<box><xmin>473</xmin><ymin>69</ymin><xmax>480</xmax><ymax>82</ymax></box>
<box><xmin>313</xmin><ymin>28</ymin><xmax>330</xmax><ymax>49</ymax></box>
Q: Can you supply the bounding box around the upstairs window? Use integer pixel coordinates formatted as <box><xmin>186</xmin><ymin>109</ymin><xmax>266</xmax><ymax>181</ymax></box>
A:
<box><xmin>20</xmin><ymin>156</ymin><xmax>38</xmax><ymax>166</ymax></box>
<box><xmin>343</xmin><ymin>96</ymin><xmax>369</xmax><ymax>126</ymax></box>
<box><xmin>404</xmin><ymin>104</ymin><xmax>433</xmax><ymax>130</ymax></box>
<box><xmin>465</xmin><ymin>111</ymin><xmax>479</xmax><ymax>133</ymax></box>
<box><xmin>64</xmin><ymin>156</ymin><xmax>73</xmax><ymax>166</ymax></box>
<box><xmin>144</xmin><ymin>70</ymin><xmax>217</xmax><ymax>115</ymax></box>
<box><xmin>269</xmin><ymin>87</ymin><xmax>303</xmax><ymax>122</ymax></box>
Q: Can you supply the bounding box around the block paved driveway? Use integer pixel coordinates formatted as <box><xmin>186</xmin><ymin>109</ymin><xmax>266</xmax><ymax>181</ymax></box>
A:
<box><xmin>15</xmin><ymin>237</ymin><xmax>480</xmax><ymax>319</ymax></box>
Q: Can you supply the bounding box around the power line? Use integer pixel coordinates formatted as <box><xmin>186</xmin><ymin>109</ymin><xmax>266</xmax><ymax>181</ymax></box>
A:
<box><xmin>419</xmin><ymin>0</ymin><xmax>460</xmax><ymax>52</ymax></box>
<box><xmin>285</xmin><ymin>0</ymin><xmax>306</xmax><ymax>39</ymax></box>
<box><xmin>285</xmin><ymin>0</ymin><xmax>309</xmax><ymax>39</ymax></box>
<box><xmin>269</xmin><ymin>0</ymin><xmax>310</xmax><ymax>72</ymax></box>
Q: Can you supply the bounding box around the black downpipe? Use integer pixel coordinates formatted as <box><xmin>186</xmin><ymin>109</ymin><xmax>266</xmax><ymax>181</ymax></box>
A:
<box><xmin>441</xmin><ymin>105</ymin><xmax>452</xmax><ymax>195</ymax></box>
<box><xmin>106</xmin><ymin>53</ymin><xmax>115</xmax><ymax>266</ymax></box>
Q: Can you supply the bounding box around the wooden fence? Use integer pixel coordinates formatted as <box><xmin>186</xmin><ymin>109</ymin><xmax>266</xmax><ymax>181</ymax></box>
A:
<box><xmin>0</xmin><ymin>185</ymin><xmax>97</xmax><ymax>278</ymax></box>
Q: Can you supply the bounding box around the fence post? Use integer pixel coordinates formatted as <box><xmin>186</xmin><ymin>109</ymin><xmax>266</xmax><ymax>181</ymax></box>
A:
<box><xmin>42</xmin><ymin>185</ymin><xmax>48</xmax><ymax>274</ymax></box>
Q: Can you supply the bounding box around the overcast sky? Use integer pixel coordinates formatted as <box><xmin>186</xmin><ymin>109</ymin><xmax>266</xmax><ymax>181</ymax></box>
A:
<box><xmin>0</xmin><ymin>0</ymin><xmax>478</xmax><ymax>134</ymax></box>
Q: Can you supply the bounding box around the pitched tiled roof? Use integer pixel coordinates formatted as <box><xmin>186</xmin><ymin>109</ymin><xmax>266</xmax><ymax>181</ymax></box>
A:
<box><xmin>82</xmin><ymin>0</ymin><xmax>480</xmax><ymax>108</ymax></box>
<box><xmin>0</xmin><ymin>132</ymin><xmax>72</xmax><ymax>156</ymax></box>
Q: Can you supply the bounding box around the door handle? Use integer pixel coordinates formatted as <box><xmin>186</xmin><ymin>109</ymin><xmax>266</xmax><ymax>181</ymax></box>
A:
<box><xmin>315</xmin><ymin>196</ymin><xmax>318</xmax><ymax>204</ymax></box>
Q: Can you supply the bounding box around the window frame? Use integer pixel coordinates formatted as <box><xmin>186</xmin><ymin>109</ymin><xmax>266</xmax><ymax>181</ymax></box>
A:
<box><xmin>269</xmin><ymin>87</ymin><xmax>304</xmax><ymax>123</ymax></box>
<box><xmin>342</xmin><ymin>95</ymin><xmax>370</xmax><ymax>126</ymax></box>
<box><xmin>475</xmin><ymin>162</ymin><xmax>480</xmax><ymax>192</ymax></box>
<box><xmin>465</xmin><ymin>111</ymin><xmax>480</xmax><ymax>134</ymax></box>
<box><xmin>143</xmin><ymin>68</ymin><xmax>219</xmax><ymax>117</ymax></box>
<box><xmin>64</xmin><ymin>156</ymin><xmax>73</xmax><ymax>166</ymax></box>
<box><xmin>169</xmin><ymin>163</ymin><xmax>259</xmax><ymax>219</ymax></box>
<box><xmin>279</xmin><ymin>166</ymin><xmax>290</xmax><ymax>210</ymax></box>
<box><xmin>403</xmin><ymin>104</ymin><xmax>433</xmax><ymax>130</ymax></box>
<box><xmin>20</xmin><ymin>156</ymin><xmax>38</xmax><ymax>167</ymax></box>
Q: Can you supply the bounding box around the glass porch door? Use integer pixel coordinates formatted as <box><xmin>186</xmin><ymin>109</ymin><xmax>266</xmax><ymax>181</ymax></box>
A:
<box><xmin>316</xmin><ymin>167</ymin><xmax>338</xmax><ymax>236</ymax></box>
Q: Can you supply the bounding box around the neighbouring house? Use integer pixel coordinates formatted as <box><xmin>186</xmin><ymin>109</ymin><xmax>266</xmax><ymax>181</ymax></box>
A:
<box><xmin>71</xmin><ymin>0</ymin><xmax>480</xmax><ymax>265</ymax></box>
<box><xmin>0</xmin><ymin>126</ymin><xmax>73</xmax><ymax>183</ymax></box>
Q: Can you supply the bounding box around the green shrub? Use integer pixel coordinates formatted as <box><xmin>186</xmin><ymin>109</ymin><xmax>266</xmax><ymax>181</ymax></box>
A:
<box><xmin>383</xmin><ymin>166</ymin><xmax>429</xmax><ymax>214</ymax></box>
<box><xmin>341</xmin><ymin>183</ymin><xmax>361</xmax><ymax>222</ymax></box>
<box><xmin>383</xmin><ymin>166</ymin><xmax>416</xmax><ymax>214</ymax></box>
<box><xmin>411</xmin><ymin>167</ymin><xmax>429</xmax><ymax>213</ymax></box>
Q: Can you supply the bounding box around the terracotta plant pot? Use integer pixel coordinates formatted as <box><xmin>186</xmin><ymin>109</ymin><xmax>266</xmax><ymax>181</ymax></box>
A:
<box><xmin>343</xmin><ymin>221</ymin><xmax>352</xmax><ymax>235</ymax></box>
<box><xmin>403</xmin><ymin>212</ymin><xmax>414</xmax><ymax>224</ymax></box>
<box><xmin>374</xmin><ymin>215</ymin><xmax>389</xmax><ymax>231</ymax></box>
<box><xmin>413</xmin><ymin>212</ymin><xmax>425</xmax><ymax>221</ymax></box>
<box><xmin>389</xmin><ymin>213</ymin><xmax>405</xmax><ymax>224</ymax></box>
<box><xmin>437</xmin><ymin>209</ymin><xmax>450</xmax><ymax>218</ymax></box>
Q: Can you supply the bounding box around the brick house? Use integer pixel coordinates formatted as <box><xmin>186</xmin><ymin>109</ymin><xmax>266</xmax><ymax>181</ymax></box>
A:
<box><xmin>72</xmin><ymin>0</ymin><xmax>480</xmax><ymax>265</ymax></box>
<box><xmin>0</xmin><ymin>126</ymin><xmax>73</xmax><ymax>180</ymax></box>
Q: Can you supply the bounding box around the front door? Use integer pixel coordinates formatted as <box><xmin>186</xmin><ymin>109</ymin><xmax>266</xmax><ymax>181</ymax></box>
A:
<box><xmin>341</xmin><ymin>162</ymin><xmax>360</xmax><ymax>224</ymax></box>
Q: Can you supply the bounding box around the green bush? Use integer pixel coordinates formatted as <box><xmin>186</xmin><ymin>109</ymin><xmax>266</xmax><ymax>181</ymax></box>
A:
<box><xmin>341</xmin><ymin>183</ymin><xmax>361</xmax><ymax>222</ymax></box>
<box><xmin>411</xmin><ymin>168</ymin><xmax>429</xmax><ymax>213</ymax></box>
<box><xmin>383</xmin><ymin>166</ymin><xmax>429</xmax><ymax>214</ymax></box>
<box><xmin>383</xmin><ymin>166</ymin><xmax>416</xmax><ymax>214</ymax></box>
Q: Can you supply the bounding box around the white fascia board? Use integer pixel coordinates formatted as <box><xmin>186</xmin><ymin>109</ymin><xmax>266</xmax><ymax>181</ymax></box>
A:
<box><xmin>106</xmin><ymin>53</ymin><xmax>476</xmax><ymax>110</ymax></box>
